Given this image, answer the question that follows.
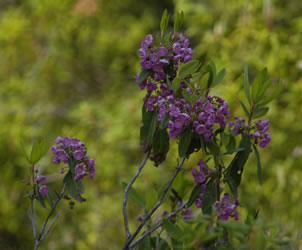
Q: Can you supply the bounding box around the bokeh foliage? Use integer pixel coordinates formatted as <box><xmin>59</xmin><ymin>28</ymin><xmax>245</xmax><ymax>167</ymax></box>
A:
<box><xmin>0</xmin><ymin>0</ymin><xmax>301</xmax><ymax>249</ymax></box>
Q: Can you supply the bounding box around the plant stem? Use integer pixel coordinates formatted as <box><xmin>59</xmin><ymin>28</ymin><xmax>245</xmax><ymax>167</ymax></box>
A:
<box><xmin>129</xmin><ymin>201</ymin><xmax>188</xmax><ymax>248</ymax></box>
<box><xmin>123</xmin><ymin>150</ymin><xmax>150</xmax><ymax>239</ymax></box>
<box><xmin>123</xmin><ymin>157</ymin><xmax>186</xmax><ymax>249</ymax></box>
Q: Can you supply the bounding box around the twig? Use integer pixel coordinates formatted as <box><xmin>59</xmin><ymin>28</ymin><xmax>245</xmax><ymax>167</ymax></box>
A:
<box><xmin>40</xmin><ymin>209</ymin><xmax>62</xmax><ymax>241</ymax></box>
<box><xmin>129</xmin><ymin>201</ymin><xmax>188</xmax><ymax>248</ymax></box>
<box><xmin>38</xmin><ymin>184</ymin><xmax>66</xmax><ymax>239</ymax></box>
<box><xmin>30</xmin><ymin>198</ymin><xmax>37</xmax><ymax>241</ymax></box>
<box><xmin>123</xmin><ymin>151</ymin><xmax>150</xmax><ymax>239</ymax></box>
<box><xmin>123</xmin><ymin>157</ymin><xmax>186</xmax><ymax>249</ymax></box>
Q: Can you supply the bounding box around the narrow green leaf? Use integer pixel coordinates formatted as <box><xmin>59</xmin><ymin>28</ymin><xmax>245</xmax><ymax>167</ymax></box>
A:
<box><xmin>76</xmin><ymin>180</ymin><xmax>85</xmax><ymax>194</ymax></box>
<box><xmin>35</xmin><ymin>185</ymin><xmax>47</xmax><ymax>209</ymax></box>
<box><xmin>252</xmin><ymin>144</ymin><xmax>262</xmax><ymax>185</ymax></box>
<box><xmin>206</xmin><ymin>61</ymin><xmax>216</xmax><ymax>88</ymax></box>
<box><xmin>259</xmin><ymin>81</ymin><xmax>282</xmax><ymax>106</ymax></box>
<box><xmin>251</xmin><ymin>68</ymin><xmax>268</xmax><ymax>103</ymax></box>
<box><xmin>243</xmin><ymin>66</ymin><xmax>251</xmax><ymax>105</ymax></box>
<box><xmin>140</xmin><ymin>108</ymin><xmax>153</xmax><ymax>145</ymax></box>
<box><xmin>63</xmin><ymin>172</ymin><xmax>85</xmax><ymax>202</ymax></box>
<box><xmin>187</xmin><ymin>184</ymin><xmax>204</xmax><ymax>207</ymax></box>
<box><xmin>172</xmin><ymin>77</ymin><xmax>181</xmax><ymax>92</ymax></box>
<box><xmin>192</xmin><ymin>72</ymin><xmax>202</xmax><ymax>82</ymax></box>
<box><xmin>38</xmin><ymin>139</ymin><xmax>49</xmax><ymax>159</ymax></box>
<box><xmin>122</xmin><ymin>182</ymin><xmax>146</xmax><ymax>208</ymax></box>
<box><xmin>240</xmin><ymin>101</ymin><xmax>250</xmax><ymax>118</ymax></box>
<box><xmin>225</xmin><ymin>134</ymin><xmax>251</xmax><ymax>198</ymax></box>
<box><xmin>178</xmin><ymin>60</ymin><xmax>200</xmax><ymax>79</ymax></box>
<box><xmin>226</xmin><ymin>135</ymin><xmax>236</xmax><ymax>152</ymax></box>
<box><xmin>207</xmin><ymin>140</ymin><xmax>220</xmax><ymax>156</ymax></box>
<box><xmin>252</xmin><ymin>107</ymin><xmax>269</xmax><ymax>119</ymax></box>
<box><xmin>166</xmin><ymin>75</ymin><xmax>173</xmax><ymax>89</ymax></box>
<box><xmin>47</xmin><ymin>193</ymin><xmax>54</xmax><ymax>208</ymax></box>
<box><xmin>138</xmin><ymin>70</ymin><xmax>150</xmax><ymax>83</ymax></box>
<box><xmin>182</xmin><ymin>89</ymin><xmax>192</xmax><ymax>104</ymax></box>
<box><xmin>211</xmin><ymin>68</ymin><xmax>226</xmax><ymax>87</ymax></box>
<box><xmin>147</xmin><ymin>111</ymin><xmax>158</xmax><ymax>145</ymax></box>
<box><xmin>160</xmin><ymin>9</ymin><xmax>168</xmax><ymax>33</ymax></box>
<box><xmin>160</xmin><ymin>114</ymin><xmax>170</xmax><ymax>129</ymax></box>
<box><xmin>20</xmin><ymin>141</ymin><xmax>31</xmax><ymax>164</ymax></box>
<box><xmin>202</xmin><ymin>179</ymin><xmax>217</xmax><ymax>214</ymax></box>
<box><xmin>178</xmin><ymin>128</ymin><xmax>192</xmax><ymax>157</ymax></box>
<box><xmin>162</xmin><ymin>219</ymin><xmax>183</xmax><ymax>240</ymax></box>
<box><xmin>220</xmin><ymin>133</ymin><xmax>230</xmax><ymax>146</ymax></box>
<box><xmin>68</xmin><ymin>158</ymin><xmax>76</xmax><ymax>174</ymax></box>
<box><xmin>30</xmin><ymin>141</ymin><xmax>41</xmax><ymax>164</ymax></box>
<box><xmin>223</xmin><ymin>148</ymin><xmax>245</xmax><ymax>155</ymax></box>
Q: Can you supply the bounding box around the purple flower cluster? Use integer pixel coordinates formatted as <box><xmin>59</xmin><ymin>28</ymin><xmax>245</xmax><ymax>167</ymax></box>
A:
<box><xmin>138</xmin><ymin>33</ymin><xmax>193</xmax><ymax>90</ymax></box>
<box><xmin>250</xmin><ymin>120</ymin><xmax>271</xmax><ymax>148</ymax></box>
<box><xmin>213</xmin><ymin>194</ymin><xmax>239</xmax><ymax>221</ymax></box>
<box><xmin>229</xmin><ymin>117</ymin><xmax>247</xmax><ymax>135</ymax></box>
<box><xmin>35</xmin><ymin>175</ymin><xmax>49</xmax><ymax>195</ymax></box>
<box><xmin>192</xmin><ymin>159</ymin><xmax>210</xmax><ymax>208</ymax></box>
<box><xmin>51</xmin><ymin>136</ymin><xmax>95</xmax><ymax>181</ymax></box>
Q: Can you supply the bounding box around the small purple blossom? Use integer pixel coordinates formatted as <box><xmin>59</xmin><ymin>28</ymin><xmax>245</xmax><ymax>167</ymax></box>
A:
<box><xmin>251</xmin><ymin>120</ymin><xmax>271</xmax><ymax>148</ymax></box>
<box><xmin>39</xmin><ymin>185</ymin><xmax>49</xmax><ymax>196</ymax></box>
<box><xmin>36</xmin><ymin>175</ymin><xmax>46</xmax><ymax>185</ymax></box>
<box><xmin>52</xmin><ymin>136</ymin><xmax>95</xmax><ymax>181</ymax></box>
<box><xmin>214</xmin><ymin>194</ymin><xmax>239</xmax><ymax>221</ymax></box>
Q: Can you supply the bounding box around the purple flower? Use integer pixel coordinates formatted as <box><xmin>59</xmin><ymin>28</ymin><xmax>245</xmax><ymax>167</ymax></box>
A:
<box><xmin>158</xmin><ymin>47</ymin><xmax>168</xmax><ymax>57</ymax></box>
<box><xmin>39</xmin><ymin>185</ymin><xmax>49</xmax><ymax>196</ymax></box>
<box><xmin>214</xmin><ymin>194</ymin><xmax>239</xmax><ymax>221</ymax></box>
<box><xmin>251</xmin><ymin>120</ymin><xmax>271</xmax><ymax>148</ymax></box>
<box><xmin>73</xmin><ymin>150</ymin><xmax>84</xmax><ymax>161</ymax></box>
<box><xmin>36</xmin><ymin>175</ymin><xmax>46</xmax><ymax>185</ymax></box>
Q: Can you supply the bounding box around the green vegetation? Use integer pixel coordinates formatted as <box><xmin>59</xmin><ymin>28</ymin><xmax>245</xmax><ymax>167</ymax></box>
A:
<box><xmin>0</xmin><ymin>0</ymin><xmax>301</xmax><ymax>249</ymax></box>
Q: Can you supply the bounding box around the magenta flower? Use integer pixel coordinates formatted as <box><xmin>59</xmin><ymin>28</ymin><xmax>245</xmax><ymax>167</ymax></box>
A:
<box><xmin>39</xmin><ymin>185</ymin><xmax>49</xmax><ymax>196</ymax></box>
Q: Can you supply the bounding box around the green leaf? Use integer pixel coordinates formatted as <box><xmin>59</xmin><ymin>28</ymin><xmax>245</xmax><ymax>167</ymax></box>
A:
<box><xmin>187</xmin><ymin>184</ymin><xmax>204</xmax><ymax>207</ymax></box>
<box><xmin>63</xmin><ymin>172</ymin><xmax>85</xmax><ymax>202</ymax></box>
<box><xmin>30</xmin><ymin>141</ymin><xmax>41</xmax><ymax>164</ymax></box>
<box><xmin>38</xmin><ymin>139</ymin><xmax>49</xmax><ymax>159</ymax></box>
<box><xmin>172</xmin><ymin>77</ymin><xmax>181</xmax><ymax>92</ymax></box>
<box><xmin>47</xmin><ymin>192</ymin><xmax>54</xmax><ymax>208</ymax></box>
<box><xmin>182</xmin><ymin>89</ymin><xmax>192</xmax><ymax>104</ymax></box>
<box><xmin>251</xmin><ymin>68</ymin><xmax>269</xmax><ymax>104</ymax></box>
<box><xmin>178</xmin><ymin>128</ymin><xmax>192</xmax><ymax>157</ymax></box>
<box><xmin>160</xmin><ymin>114</ymin><xmax>170</xmax><ymax>129</ymax></box>
<box><xmin>211</xmin><ymin>68</ymin><xmax>226</xmax><ymax>87</ymax></box>
<box><xmin>138</xmin><ymin>70</ymin><xmax>150</xmax><ymax>83</ymax></box>
<box><xmin>192</xmin><ymin>72</ymin><xmax>202</xmax><ymax>82</ymax></box>
<box><xmin>223</xmin><ymin>148</ymin><xmax>245</xmax><ymax>155</ymax></box>
<box><xmin>240</xmin><ymin>101</ymin><xmax>250</xmax><ymax>118</ymax></box>
<box><xmin>220</xmin><ymin>133</ymin><xmax>230</xmax><ymax>146</ymax></box>
<box><xmin>202</xmin><ymin>179</ymin><xmax>217</xmax><ymax>214</ymax></box>
<box><xmin>122</xmin><ymin>182</ymin><xmax>146</xmax><ymax>208</ymax></box>
<box><xmin>243</xmin><ymin>66</ymin><xmax>251</xmax><ymax>105</ymax></box>
<box><xmin>218</xmin><ymin>220</ymin><xmax>251</xmax><ymax>233</ymax></box>
<box><xmin>178</xmin><ymin>60</ymin><xmax>199</xmax><ymax>79</ymax></box>
<box><xmin>160</xmin><ymin>9</ymin><xmax>169</xmax><ymax>35</ymax></box>
<box><xmin>35</xmin><ymin>185</ymin><xmax>47</xmax><ymax>209</ymax></box>
<box><xmin>162</xmin><ymin>219</ymin><xmax>183</xmax><ymax>240</ymax></box>
<box><xmin>166</xmin><ymin>75</ymin><xmax>173</xmax><ymax>89</ymax></box>
<box><xmin>259</xmin><ymin>81</ymin><xmax>282</xmax><ymax>106</ymax></box>
<box><xmin>207</xmin><ymin>140</ymin><xmax>220</xmax><ymax>156</ymax></box>
<box><xmin>68</xmin><ymin>158</ymin><xmax>76</xmax><ymax>174</ymax></box>
<box><xmin>252</xmin><ymin>143</ymin><xmax>262</xmax><ymax>185</ymax></box>
<box><xmin>252</xmin><ymin>107</ymin><xmax>269</xmax><ymax>119</ymax></box>
<box><xmin>140</xmin><ymin>108</ymin><xmax>153</xmax><ymax>145</ymax></box>
<box><xmin>147</xmin><ymin>111</ymin><xmax>158</xmax><ymax>145</ymax></box>
<box><xmin>20</xmin><ymin>141</ymin><xmax>31</xmax><ymax>164</ymax></box>
<box><xmin>225</xmin><ymin>134</ymin><xmax>251</xmax><ymax>198</ymax></box>
<box><xmin>146</xmin><ymin>188</ymin><xmax>157</xmax><ymax>210</ymax></box>
<box><xmin>226</xmin><ymin>134</ymin><xmax>236</xmax><ymax>152</ymax></box>
<box><xmin>206</xmin><ymin>61</ymin><xmax>216</xmax><ymax>88</ymax></box>
<box><xmin>76</xmin><ymin>180</ymin><xmax>85</xmax><ymax>194</ymax></box>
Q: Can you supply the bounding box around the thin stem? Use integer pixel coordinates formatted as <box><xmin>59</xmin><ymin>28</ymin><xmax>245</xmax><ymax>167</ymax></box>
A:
<box><xmin>30</xmin><ymin>198</ymin><xmax>37</xmax><ymax>241</ymax></box>
<box><xmin>38</xmin><ymin>184</ymin><xmax>66</xmax><ymax>240</ymax></box>
<box><xmin>40</xmin><ymin>209</ymin><xmax>62</xmax><ymax>241</ymax></box>
<box><xmin>123</xmin><ymin>151</ymin><xmax>150</xmax><ymax>239</ymax></box>
<box><xmin>129</xmin><ymin>201</ymin><xmax>188</xmax><ymax>248</ymax></box>
<box><xmin>123</xmin><ymin>157</ymin><xmax>186</xmax><ymax>249</ymax></box>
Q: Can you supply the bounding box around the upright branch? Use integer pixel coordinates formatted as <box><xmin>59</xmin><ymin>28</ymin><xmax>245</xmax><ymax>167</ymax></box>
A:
<box><xmin>123</xmin><ymin>157</ymin><xmax>186</xmax><ymax>249</ymax></box>
<box><xmin>123</xmin><ymin>150</ymin><xmax>151</xmax><ymax>239</ymax></box>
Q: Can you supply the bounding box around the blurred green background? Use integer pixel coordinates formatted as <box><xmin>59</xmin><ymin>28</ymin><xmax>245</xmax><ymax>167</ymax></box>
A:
<box><xmin>0</xmin><ymin>0</ymin><xmax>301</xmax><ymax>249</ymax></box>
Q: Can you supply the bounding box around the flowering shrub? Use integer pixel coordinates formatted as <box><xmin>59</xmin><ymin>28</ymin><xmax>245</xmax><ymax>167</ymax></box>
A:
<box><xmin>23</xmin><ymin>137</ymin><xmax>95</xmax><ymax>249</ymax></box>
<box><xmin>22</xmin><ymin>10</ymin><xmax>288</xmax><ymax>250</ymax></box>
<box><xmin>121</xmin><ymin>10</ymin><xmax>284</xmax><ymax>250</ymax></box>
